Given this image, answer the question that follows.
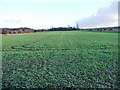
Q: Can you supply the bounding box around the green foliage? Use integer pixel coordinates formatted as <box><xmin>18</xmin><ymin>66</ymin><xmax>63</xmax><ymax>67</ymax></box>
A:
<box><xmin>2</xmin><ymin>31</ymin><xmax>118</xmax><ymax>88</ymax></box>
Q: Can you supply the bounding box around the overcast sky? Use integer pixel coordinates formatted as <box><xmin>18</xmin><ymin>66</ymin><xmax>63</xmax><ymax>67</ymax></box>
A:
<box><xmin>0</xmin><ymin>0</ymin><xmax>119</xmax><ymax>29</ymax></box>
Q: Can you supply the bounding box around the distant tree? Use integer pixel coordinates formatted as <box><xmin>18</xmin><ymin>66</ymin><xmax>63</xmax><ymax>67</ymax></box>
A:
<box><xmin>76</xmin><ymin>22</ymin><xmax>79</xmax><ymax>29</ymax></box>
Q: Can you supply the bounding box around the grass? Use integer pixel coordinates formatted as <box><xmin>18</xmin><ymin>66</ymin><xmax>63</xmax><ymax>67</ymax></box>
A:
<box><xmin>2</xmin><ymin>31</ymin><xmax>119</xmax><ymax>88</ymax></box>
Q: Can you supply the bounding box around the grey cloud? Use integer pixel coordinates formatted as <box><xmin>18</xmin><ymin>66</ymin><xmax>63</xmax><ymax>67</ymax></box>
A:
<box><xmin>78</xmin><ymin>1</ymin><xmax>119</xmax><ymax>28</ymax></box>
<box><xmin>118</xmin><ymin>1</ymin><xmax>120</xmax><ymax>26</ymax></box>
<box><xmin>2</xmin><ymin>18</ymin><xmax>22</xmax><ymax>24</ymax></box>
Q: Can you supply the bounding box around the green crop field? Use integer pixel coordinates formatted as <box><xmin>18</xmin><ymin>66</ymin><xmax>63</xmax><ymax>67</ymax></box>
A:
<box><xmin>2</xmin><ymin>31</ymin><xmax>119</xmax><ymax>88</ymax></box>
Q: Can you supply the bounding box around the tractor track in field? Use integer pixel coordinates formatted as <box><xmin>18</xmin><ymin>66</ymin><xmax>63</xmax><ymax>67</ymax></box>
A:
<box><xmin>2</xmin><ymin>48</ymin><xmax>81</xmax><ymax>51</ymax></box>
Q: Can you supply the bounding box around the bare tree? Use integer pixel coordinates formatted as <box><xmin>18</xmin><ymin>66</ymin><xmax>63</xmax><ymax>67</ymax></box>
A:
<box><xmin>76</xmin><ymin>22</ymin><xmax>79</xmax><ymax>29</ymax></box>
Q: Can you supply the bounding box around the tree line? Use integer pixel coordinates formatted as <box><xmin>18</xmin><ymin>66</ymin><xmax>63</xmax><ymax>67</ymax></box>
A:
<box><xmin>47</xmin><ymin>27</ymin><xmax>79</xmax><ymax>31</ymax></box>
